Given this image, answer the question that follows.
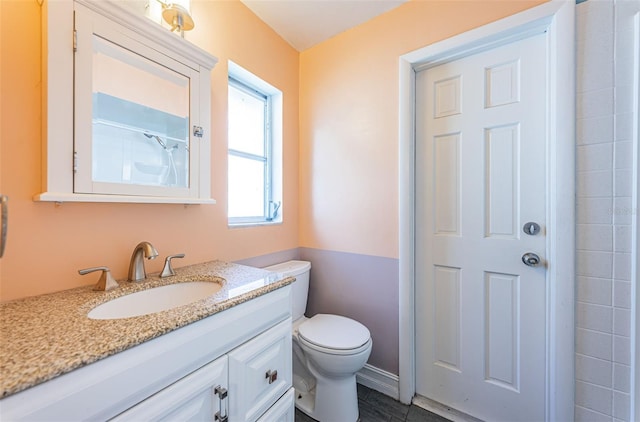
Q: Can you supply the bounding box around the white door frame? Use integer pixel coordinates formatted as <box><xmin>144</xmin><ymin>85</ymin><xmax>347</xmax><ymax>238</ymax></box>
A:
<box><xmin>398</xmin><ymin>1</ymin><xmax>575</xmax><ymax>420</ymax></box>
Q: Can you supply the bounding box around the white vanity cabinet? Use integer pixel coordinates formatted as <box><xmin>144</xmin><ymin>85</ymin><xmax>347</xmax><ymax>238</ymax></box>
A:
<box><xmin>113</xmin><ymin>319</ymin><xmax>293</xmax><ymax>422</ymax></box>
<box><xmin>0</xmin><ymin>286</ymin><xmax>293</xmax><ymax>422</ymax></box>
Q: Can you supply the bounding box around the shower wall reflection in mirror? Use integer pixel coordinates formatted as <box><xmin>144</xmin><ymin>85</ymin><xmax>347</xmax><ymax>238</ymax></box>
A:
<box><xmin>90</xmin><ymin>35</ymin><xmax>190</xmax><ymax>189</ymax></box>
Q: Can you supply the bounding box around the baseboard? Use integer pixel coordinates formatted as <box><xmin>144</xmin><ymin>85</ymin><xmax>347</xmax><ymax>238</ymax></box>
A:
<box><xmin>356</xmin><ymin>364</ymin><xmax>399</xmax><ymax>400</ymax></box>
<box><xmin>412</xmin><ymin>395</ymin><xmax>482</xmax><ymax>422</ymax></box>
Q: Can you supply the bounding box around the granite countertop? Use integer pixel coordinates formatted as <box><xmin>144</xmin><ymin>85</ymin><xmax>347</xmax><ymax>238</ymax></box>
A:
<box><xmin>0</xmin><ymin>261</ymin><xmax>294</xmax><ymax>399</ymax></box>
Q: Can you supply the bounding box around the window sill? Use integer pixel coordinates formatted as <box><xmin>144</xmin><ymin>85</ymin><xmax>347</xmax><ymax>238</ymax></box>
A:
<box><xmin>228</xmin><ymin>220</ymin><xmax>282</xmax><ymax>229</ymax></box>
<box><xmin>34</xmin><ymin>192</ymin><xmax>216</xmax><ymax>205</ymax></box>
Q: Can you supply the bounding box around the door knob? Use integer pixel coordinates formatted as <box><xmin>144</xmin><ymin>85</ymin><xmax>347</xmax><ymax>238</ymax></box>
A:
<box><xmin>522</xmin><ymin>253</ymin><xmax>541</xmax><ymax>267</ymax></box>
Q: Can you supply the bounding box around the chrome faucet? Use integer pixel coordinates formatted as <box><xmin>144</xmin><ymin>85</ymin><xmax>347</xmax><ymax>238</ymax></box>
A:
<box><xmin>128</xmin><ymin>241</ymin><xmax>159</xmax><ymax>282</ymax></box>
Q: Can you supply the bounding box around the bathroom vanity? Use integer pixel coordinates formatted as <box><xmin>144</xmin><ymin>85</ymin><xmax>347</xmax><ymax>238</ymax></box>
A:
<box><xmin>0</xmin><ymin>262</ymin><xmax>294</xmax><ymax>421</ymax></box>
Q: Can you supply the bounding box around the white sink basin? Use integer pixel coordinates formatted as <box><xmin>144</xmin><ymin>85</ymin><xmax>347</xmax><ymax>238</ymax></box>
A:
<box><xmin>88</xmin><ymin>281</ymin><xmax>223</xmax><ymax>320</ymax></box>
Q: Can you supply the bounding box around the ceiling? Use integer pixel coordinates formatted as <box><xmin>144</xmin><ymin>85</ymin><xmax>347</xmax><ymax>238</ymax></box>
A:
<box><xmin>240</xmin><ymin>0</ymin><xmax>408</xmax><ymax>51</ymax></box>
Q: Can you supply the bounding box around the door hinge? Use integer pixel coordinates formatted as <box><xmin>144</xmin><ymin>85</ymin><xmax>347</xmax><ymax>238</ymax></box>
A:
<box><xmin>73</xmin><ymin>11</ymin><xmax>77</xmax><ymax>52</ymax></box>
<box><xmin>73</xmin><ymin>151</ymin><xmax>78</xmax><ymax>173</ymax></box>
<box><xmin>193</xmin><ymin>126</ymin><xmax>203</xmax><ymax>138</ymax></box>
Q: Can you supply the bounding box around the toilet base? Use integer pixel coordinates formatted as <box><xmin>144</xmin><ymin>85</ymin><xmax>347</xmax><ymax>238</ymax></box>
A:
<box><xmin>293</xmin><ymin>373</ymin><xmax>359</xmax><ymax>422</ymax></box>
<box><xmin>291</xmin><ymin>314</ymin><xmax>372</xmax><ymax>422</ymax></box>
<box><xmin>294</xmin><ymin>388</ymin><xmax>315</xmax><ymax>418</ymax></box>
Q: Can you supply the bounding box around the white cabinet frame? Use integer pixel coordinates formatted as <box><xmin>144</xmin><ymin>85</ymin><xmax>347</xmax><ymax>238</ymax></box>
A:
<box><xmin>36</xmin><ymin>0</ymin><xmax>217</xmax><ymax>204</ymax></box>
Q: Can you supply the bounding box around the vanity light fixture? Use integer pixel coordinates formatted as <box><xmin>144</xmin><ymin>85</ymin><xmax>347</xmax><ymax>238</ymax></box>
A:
<box><xmin>153</xmin><ymin>0</ymin><xmax>194</xmax><ymax>34</ymax></box>
<box><xmin>162</xmin><ymin>3</ymin><xmax>194</xmax><ymax>33</ymax></box>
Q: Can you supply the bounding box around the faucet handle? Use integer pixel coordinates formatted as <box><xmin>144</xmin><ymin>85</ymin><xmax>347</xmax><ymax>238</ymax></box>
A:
<box><xmin>161</xmin><ymin>254</ymin><xmax>185</xmax><ymax>278</ymax></box>
<box><xmin>79</xmin><ymin>266</ymin><xmax>119</xmax><ymax>291</ymax></box>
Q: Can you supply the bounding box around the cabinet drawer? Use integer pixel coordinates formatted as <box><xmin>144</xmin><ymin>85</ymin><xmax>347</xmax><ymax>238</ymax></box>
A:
<box><xmin>229</xmin><ymin>318</ymin><xmax>292</xmax><ymax>422</ymax></box>
<box><xmin>111</xmin><ymin>355</ymin><xmax>227</xmax><ymax>421</ymax></box>
<box><xmin>256</xmin><ymin>388</ymin><xmax>295</xmax><ymax>422</ymax></box>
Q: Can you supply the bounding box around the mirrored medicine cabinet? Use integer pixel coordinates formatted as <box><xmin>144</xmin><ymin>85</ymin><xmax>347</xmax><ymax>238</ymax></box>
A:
<box><xmin>36</xmin><ymin>0</ymin><xmax>218</xmax><ymax>204</ymax></box>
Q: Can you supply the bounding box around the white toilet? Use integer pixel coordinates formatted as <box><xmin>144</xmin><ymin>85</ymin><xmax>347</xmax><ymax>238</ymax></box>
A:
<box><xmin>264</xmin><ymin>260</ymin><xmax>372</xmax><ymax>422</ymax></box>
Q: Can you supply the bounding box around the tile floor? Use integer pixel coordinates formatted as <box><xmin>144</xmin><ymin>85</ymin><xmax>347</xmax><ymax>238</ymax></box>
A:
<box><xmin>294</xmin><ymin>384</ymin><xmax>451</xmax><ymax>422</ymax></box>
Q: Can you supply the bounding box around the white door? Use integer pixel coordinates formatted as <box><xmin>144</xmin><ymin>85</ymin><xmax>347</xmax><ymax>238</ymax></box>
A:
<box><xmin>415</xmin><ymin>32</ymin><xmax>548</xmax><ymax>421</ymax></box>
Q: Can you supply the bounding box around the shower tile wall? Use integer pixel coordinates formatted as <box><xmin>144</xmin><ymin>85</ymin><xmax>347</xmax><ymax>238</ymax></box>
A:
<box><xmin>575</xmin><ymin>0</ymin><xmax>638</xmax><ymax>420</ymax></box>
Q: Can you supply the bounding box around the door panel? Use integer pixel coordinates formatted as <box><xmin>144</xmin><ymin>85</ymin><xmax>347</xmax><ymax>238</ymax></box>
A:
<box><xmin>485</xmin><ymin>124</ymin><xmax>519</xmax><ymax>238</ymax></box>
<box><xmin>415</xmin><ymin>33</ymin><xmax>548</xmax><ymax>421</ymax></box>
<box><xmin>433</xmin><ymin>266</ymin><xmax>461</xmax><ymax>372</ymax></box>
<box><xmin>434</xmin><ymin>134</ymin><xmax>461</xmax><ymax>235</ymax></box>
<box><xmin>228</xmin><ymin>318</ymin><xmax>292</xmax><ymax>422</ymax></box>
<box><xmin>484</xmin><ymin>271</ymin><xmax>519</xmax><ymax>391</ymax></box>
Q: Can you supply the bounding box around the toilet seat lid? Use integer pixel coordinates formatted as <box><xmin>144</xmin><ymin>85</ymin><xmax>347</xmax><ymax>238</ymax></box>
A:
<box><xmin>298</xmin><ymin>314</ymin><xmax>370</xmax><ymax>350</ymax></box>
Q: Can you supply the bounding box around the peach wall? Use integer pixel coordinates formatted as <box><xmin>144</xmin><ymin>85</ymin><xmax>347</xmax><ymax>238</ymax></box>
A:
<box><xmin>0</xmin><ymin>1</ymin><xmax>3</xmax><ymax>283</ymax></box>
<box><xmin>0</xmin><ymin>0</ymin><xmax>299</xmax><ymax>301</ymax></box>
<box><xmin>299</xmin><ymin>0</ymin><xmax>547</xmax><ymax>259</ymax></box>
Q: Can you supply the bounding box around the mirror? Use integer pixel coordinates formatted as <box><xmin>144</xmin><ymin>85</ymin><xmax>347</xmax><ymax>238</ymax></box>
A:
<box><xmin>90</xmin><ymin>35</ymin><xmax>190</xmax><ymax>188</ymax></box>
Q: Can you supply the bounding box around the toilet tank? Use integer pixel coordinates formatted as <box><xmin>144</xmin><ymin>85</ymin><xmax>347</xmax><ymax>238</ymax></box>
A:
<box><xmin>263</xmin><ymin>260</ymin><xmax>311</xmax><ymax>321</ymax></box>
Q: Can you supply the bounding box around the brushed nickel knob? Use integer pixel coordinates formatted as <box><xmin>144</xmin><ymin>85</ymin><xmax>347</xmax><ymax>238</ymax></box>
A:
<box><xmin>522</xmin><ymin>253</ymin><xmax>541</xmax><ymax>267</ymax></box>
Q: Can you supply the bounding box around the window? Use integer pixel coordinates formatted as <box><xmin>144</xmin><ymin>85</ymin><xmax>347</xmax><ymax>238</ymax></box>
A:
<box><xmin>227</xmin><ymin>63</ymin><xmax>282</xmax><ymax>225</ymax></box>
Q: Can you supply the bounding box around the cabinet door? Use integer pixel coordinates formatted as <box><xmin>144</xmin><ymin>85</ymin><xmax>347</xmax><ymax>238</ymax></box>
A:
<box><xmin>111</xmin><ymin>355</ymin><xmax>228</xmax><ymax>422</ymax></box>
<box><xmin>256</xmin><ymin>388</ymin><xmax>295</xmax><ymax>422</ymax></box>
<box><xmin>228</xmin><ymin>318</ymin><xmax>292</xmax><ymax>422</ymax></box>
<box><xmin>74</xmin><ymin>3</ymin><xmax>201</xmax><ymax>199</ymax></box>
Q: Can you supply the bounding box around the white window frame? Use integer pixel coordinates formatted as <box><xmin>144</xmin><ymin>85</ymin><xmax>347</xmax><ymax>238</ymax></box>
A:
<box><xmin>227</xmin><ymin>61</ymin><xmax>283</xmax><ymax>226</ymax></box>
